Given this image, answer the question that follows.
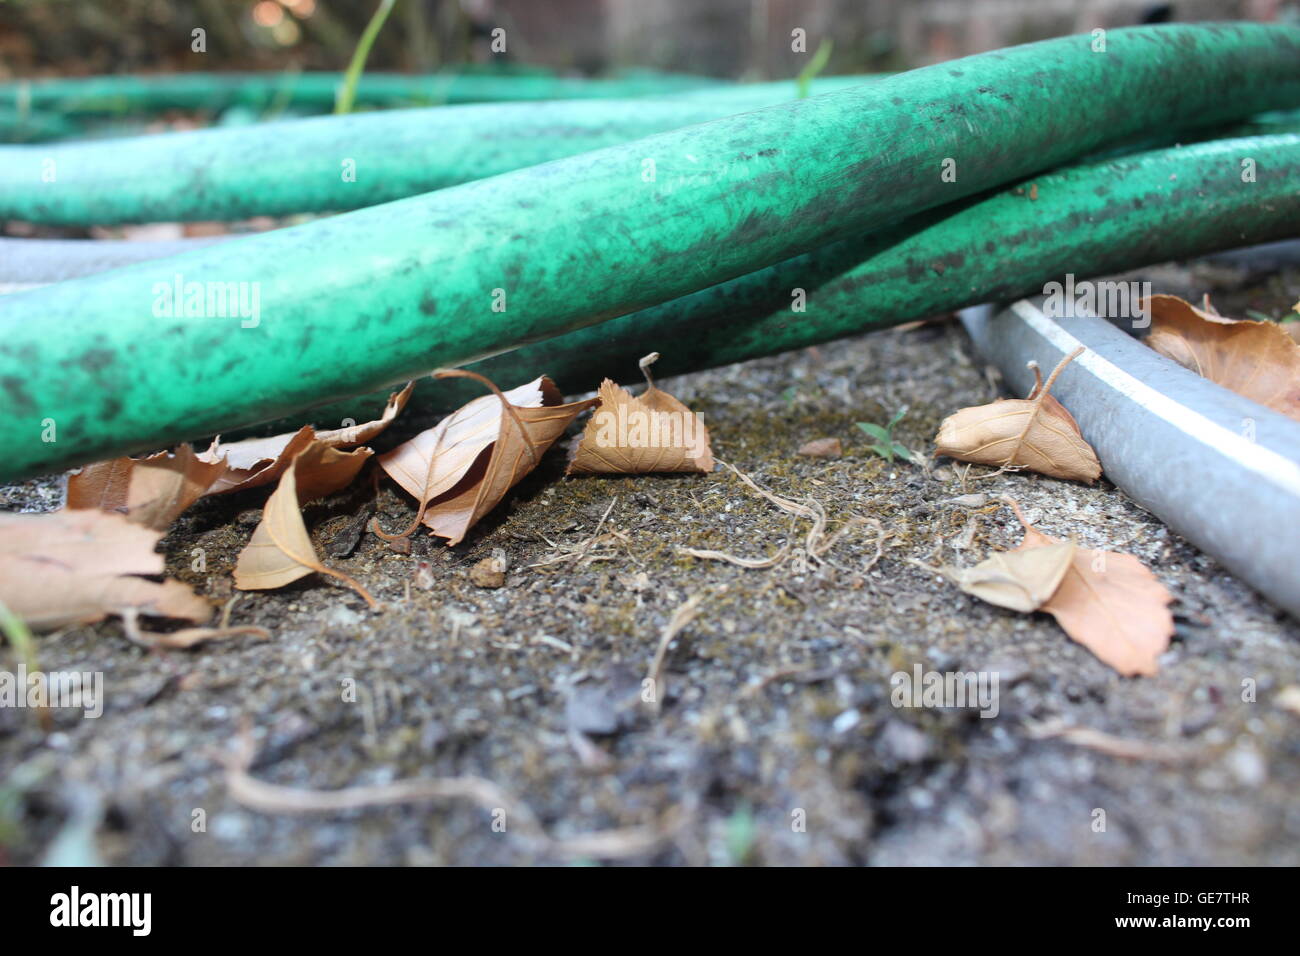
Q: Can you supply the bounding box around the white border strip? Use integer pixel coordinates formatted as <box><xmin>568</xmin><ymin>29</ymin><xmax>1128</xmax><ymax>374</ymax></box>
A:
<box><xmin>1011</xmin><ymin>299</ymin><xmax>1300</xmax><ymax>499</ymax></box>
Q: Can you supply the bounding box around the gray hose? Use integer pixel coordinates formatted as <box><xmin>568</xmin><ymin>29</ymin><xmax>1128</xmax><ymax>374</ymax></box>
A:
<box><xmin>960</xmin><ymin>299</ymin><xmax>1300</xmax><ymax>619</ymax></box>
<box><xmin>0</xmin><ymin>236</ymin><xmax>228</xmax><ymax>289</ymax></box>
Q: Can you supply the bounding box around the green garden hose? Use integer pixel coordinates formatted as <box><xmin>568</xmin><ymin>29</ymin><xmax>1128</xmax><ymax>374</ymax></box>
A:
<box><xmin>0</xmin><ymin>77</ymin><xmax>875</xmax><ymax>224</ymax></box>
<box><xmin>0</xmin><ymin>69</ymin><xmax>723</xmax><ymax>120</ymax></box>
<box><xmin>211</xmin><ymin>131</ymin><xmax>1300</xmax><ymax>429</ymax></box>
<box><xmin>2</xmin><ymin>24</ymin><xmax>1298</xmax><ymax>482</ymax></box>
<box><xmin>6</xmin><ymin>132</ymin><xmax>1297</xmax><ymax>437</ymax></box>
<box><xmin>0</xmin><ymin>108</ymin><xmax>77</xmax><ymax>143</ymax></box>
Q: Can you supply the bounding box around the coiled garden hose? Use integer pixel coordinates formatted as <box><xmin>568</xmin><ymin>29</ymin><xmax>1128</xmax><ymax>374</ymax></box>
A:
<box><xmin>2</xmin><ymin>24</ymin><xmax>1298</xmax><ymax>481</ymax></box>
<box><xmin>0</xmin><ymin>77</ymin><xmax>877</xmax><ymax>224</ymax></box>
<box><xmin>9</xmin><ymin>133</ymin><xmax>1294</xmax><ymax>434</ymax></box>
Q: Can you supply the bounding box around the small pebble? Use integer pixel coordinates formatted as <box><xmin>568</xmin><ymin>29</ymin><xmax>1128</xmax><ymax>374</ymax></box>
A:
<box><xmin>797</xmin><ymin>437</ymin><xmax>842</xmax><ymax>459</ymax></box>
<box><xmin>1224</xmin><ymin>743</ymin><xmax>1267</xmax><ymax>787</ymax></box>
<box><xmin>470</xmin><ymin>549</ymin><xmax>509</xmax><ymax>588</ymax></box>
<box><xmin>831</xmin><ymin>708</ymin><xmax>861</xmax><ymax>734</ymax></box>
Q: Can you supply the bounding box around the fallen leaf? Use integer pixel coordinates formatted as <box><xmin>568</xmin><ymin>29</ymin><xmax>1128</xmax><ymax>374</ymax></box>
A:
<box><xmin>0</xmin><ymin>510</ymin><xmax>211</xmax><ymax>631</ymax></box>
<box><xmin>200</xmin><ymin>382</ymin><xmax>412</xmax><ymax>494</ymax></box>
<box><xmin>1008</xmin><ymin>499</ymin><xmax>1172</xmax><ymax>676</ymax></box>
<box><xmin>798</xmin><ymin>437</ymin><xmax>843</xmax><ymax>458</ymax></box>
<box><xmin>951</xmin><ymin>540</ymin><xmax>1076</xmax><ymax>613</ymax></box>
<box><xmin>289</xmin><ymin>440</ymin><xmax>373</xmax><ymax>504</ymax></box>
<box><xmin>233</xmin><ymin>449</ymin><xmax>377</xmax><ymax>607</ymax></box>
<box><xmin>1144</xmin><ymin>294</ymin><xmax>1300</xmax><ymax>421</ymax></box>
<box><xmin>67</xmin><ymin>444</ymin><xmax>226</xmax><ymax>531</ymax></box>
<box><xmin>567</xmin><ymin>353</ymin><xmax>714</xmax><ymax>475</ymax></box>
<box><xmin>376</xmin><ymin>371</ymin><xmax>596</xmax><ymax>546</ymax></box>
<box><xmin>934</xmin><ymin>347</ymin><xmax>1101</xmax><ymax>482</ymax></box>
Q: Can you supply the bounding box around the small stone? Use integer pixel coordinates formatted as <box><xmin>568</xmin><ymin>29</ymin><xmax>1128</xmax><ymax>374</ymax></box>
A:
<box><xmin>798</xmin><ymin>437</ymin><xmax>842</xmax><ymax>459</ymax></box>
<box><xmin>1224</xmin><ymin>743</ymin><xmax>1267</xmax><ymax>787</ymax></box>
<box><xmin>470</xmin><ymin>549</ymin><xmax>508</xmax><ymax>588</ymax></box>
<box><xmin>618</xmin><ymin>571</ymin><xmax>651</xmax><ymax>592</ymax></box>
<box><xmin>322</xmin><ymin>605</ymin><xmax>362</xmax><ymax>630</ymax></box>
<box><xmin>1275</xmin><ymin>685</ymin><xmax>1300</xmax><ymax>716</ymax></box>
<box><xmin>412</xmin><ymin>561</ymin><xmax>436</xmax><ymax>591</ymax></box>
<box><xmin>212</xmin><ymin>813</ymin><xmax>250</xmax><ymax>841</ymax></box>
<box><xmin>880</xmin><ymin>719</ymin><xmax>932</xmax><ymax>762</ymax></box>
<box><xmin>831</xmin><ymin>708</ymin><xmax>861</xmax><ymax>734</ymax></box>
<box><xmin>565</xmin><ymin>666</ymin><xmax>641</xmax><ymax>737</ymax></box>
<box><xmin>327</xmin><ymin>509</ymin><xmax>371</xmax><ymax>558</ymax></box>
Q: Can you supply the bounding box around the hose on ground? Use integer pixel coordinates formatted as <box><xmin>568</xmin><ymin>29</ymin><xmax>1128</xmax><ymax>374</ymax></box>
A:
<box><xmin>960</xmin><ymin>299</ymin><xmax>1300</xmax><ymax>619</ymax></box>
<box><xmin>0</xmin><ymin>68</ymin><xmax>723</xmax><ymax>119</ymax></box>
<box><xmin>0</xmin><ymin>77</ymin><xmax>879</xmax><ymax>224</ymax></box>
<box><xmin>2</xmin><ymin>24</ymin><xmax>1299</xmax><ymax>481</ymax></box>
<box><xmin>9</xmin><ymin>133</ymin><xmax>1294</xmax><ymax>435</ymax></box>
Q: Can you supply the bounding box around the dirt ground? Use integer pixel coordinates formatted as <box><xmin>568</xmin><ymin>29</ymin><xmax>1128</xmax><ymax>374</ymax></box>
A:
<box><xmin>2</xmin><ymin>256</ymin><xmax>1298</xmax><ymax>867</ymax></box>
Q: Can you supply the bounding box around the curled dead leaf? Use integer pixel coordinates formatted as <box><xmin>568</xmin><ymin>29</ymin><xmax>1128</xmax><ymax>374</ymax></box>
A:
<box><xmin>949</xmin><ymin>540</ymin><xmax>1076</xmax><ymax>613</ymax></box>
<box><xmin>66</xmin><ymin>443</ymin><xmax>226</xmax><ymax>531</ymax></box>
<box><xmin>934</xmin><ymin>347</ymin><xmax>1101</xmax><ymax>483</ymax></box>
<box><xmin>375</xmin><ymin>371</ymin><xmax>596</xmax><ymax>546</ymax></box>
<box><xmin>941</xmin><ymin>498</ymin><xmax>1172</xmax><ymax>677</ymax></box>
<box><xmin>199</xmin><ymin>382</ymin><xmax>412</xmax><ymax>495</ymax></box>
<box><xmin>567</xmin><ymin>353</ymin><xmax>714</xmax><ymax>475</ymax></box>
<box><xmin>0</xmin><ymin>510</ymin><xmax>211</xmax><ymax>631</ymax></box>
<box><xmin>233</xmin><ymin>449</ymin><xmax>377</xmax><ymax>607</ymax></box>
<box><xmin>1007</xmin><ymin>499</ymin><xmax>1173</xmax><ymax>677</ymax></box>
<box><xmin>1143</xmin><ymin>294</ymin><xmax>1300</xmax><ymax>422</ymax></box>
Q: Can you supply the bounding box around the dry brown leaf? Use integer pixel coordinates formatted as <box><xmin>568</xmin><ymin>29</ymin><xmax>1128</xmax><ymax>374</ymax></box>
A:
<box><xmin>233</xmin><ymin>451</ymin><xmax>377</xmax><ymax>607</ymax></box>
<box><xmin>67</xmin><ymin>444</ymin><xmax>227</xmax><ymax>531</ymax></box>
<box><xmin>376</xmin><ymin>377</ymin><xmax>553</xmax><ymax>515</ymax></box>
<box><xmin>290</xmin><ymin>440</ymin><xmax>373</xmax><ymax>504</ymax></box>
<box><xmin>951</xmin><ymin>540</ymin><xmax>1076</xmax><ymax>613</ymax></box>
<box><xmin>0</xmin><ymin>509</ymin><xmax>211</xmax><ymax>631</ymax></box>
<box><xmin>199</xmin><ymin>382</ymin><xmax>412</xmax><ymax>494</ymax></box>
<box><xmin>567</xmin><ymin>353</ymin><xmax>714</xmax><ymax>475</ymax></box>
<box><xmin>375</xmin><ymin>371</ymin><xmax>596</xmax><ymax>546</ymax></box>
<box><xmin>1144</xmin><ymin>294</ymin><xmax>1300</xmax><ymax>421</ymax></box>
<box><xmin>934</xmin><ymin>347</ymin><xmax>1101</xmax><ymax>482</ymax></box>
<box><xmin>1007</xmin><ymin>499</ymin><xmax>1172</xmax><ymax>677</ymax></box>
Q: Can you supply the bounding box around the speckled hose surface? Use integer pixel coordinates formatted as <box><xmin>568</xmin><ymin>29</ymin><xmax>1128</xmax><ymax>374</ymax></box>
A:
<box><xmin>1</xmin><ymin>24</ymin><xmax>1298</xmax><ymax>481</ymax></box>
<box><xmin>0</xmin><ymin>77</ymin><xmax>875</xmax><ymax>224</ymax></box>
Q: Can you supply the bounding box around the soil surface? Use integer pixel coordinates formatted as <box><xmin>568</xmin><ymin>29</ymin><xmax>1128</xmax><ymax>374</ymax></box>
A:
<box><xmin>2</xmin><ymin>256</ymin><xmax>1298</xmax><ymax>867</ymax></box>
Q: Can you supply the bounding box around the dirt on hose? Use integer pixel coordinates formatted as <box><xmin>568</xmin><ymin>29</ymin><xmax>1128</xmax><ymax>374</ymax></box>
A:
<box><xmin>1</xmin><ymin>258</ymin><xmax>1297</xmax><ymax>867</ymax></box>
